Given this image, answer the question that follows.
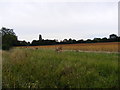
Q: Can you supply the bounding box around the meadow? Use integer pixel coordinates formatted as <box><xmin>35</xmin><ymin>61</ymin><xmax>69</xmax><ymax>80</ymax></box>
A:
<box><xmin>2</xmin><ymin>42</ymin><xmax>119</xmax><ymax>88</ymax></box>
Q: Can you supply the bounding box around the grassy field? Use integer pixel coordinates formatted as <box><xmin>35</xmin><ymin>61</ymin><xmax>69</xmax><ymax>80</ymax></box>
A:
<box><xmin>0</xmin><ymin>50</ymin><xmax>2</xmax><ymax>89</ymax></box>
<box><xmin>2</xmin><ymin>46</ymin><xmax>119</xmax><ymax>88</ymax></box>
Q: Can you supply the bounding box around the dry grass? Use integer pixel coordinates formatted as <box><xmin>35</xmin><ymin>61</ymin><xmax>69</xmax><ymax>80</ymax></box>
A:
<box><xmin>17</xmin><ymin>42</ymin><xmax>119</xmax><ymax>52</ymax></box>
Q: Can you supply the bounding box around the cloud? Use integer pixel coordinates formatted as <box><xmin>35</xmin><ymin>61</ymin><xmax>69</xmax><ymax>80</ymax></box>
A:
<box><xmin>0</xmin><ymin>0</ymin><xmax>119</xmax><ymax>3</ymax></box>
<box><xmin>0</xmin><ymin>1</ymin><xmax>118</xmax><ymax>42</ymax></box>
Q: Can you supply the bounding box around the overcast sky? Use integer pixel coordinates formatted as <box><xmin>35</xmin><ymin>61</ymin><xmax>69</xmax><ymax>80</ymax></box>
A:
<box><xmin>0</xmin><ymin>0</ymin><xmax>119</xmax><ymax>42</ymax></box>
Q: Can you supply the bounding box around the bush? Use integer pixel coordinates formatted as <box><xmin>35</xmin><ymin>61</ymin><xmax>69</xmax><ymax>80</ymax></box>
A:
<box><xmin>2</xmin><ymin>44</ymin><xmax>11</xmax><ymax>50</ymax></box>
<box><xmin>0</xmin><ymin>27</ymin><xmax>18</xmax><ymax>50</ymax></box>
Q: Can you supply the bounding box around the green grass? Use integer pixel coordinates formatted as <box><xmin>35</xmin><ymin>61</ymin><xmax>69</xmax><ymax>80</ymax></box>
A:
<box><xmin>2</xmin><ymin>48</ymin><xmax>119</xmax><ymax>88</ymax></box>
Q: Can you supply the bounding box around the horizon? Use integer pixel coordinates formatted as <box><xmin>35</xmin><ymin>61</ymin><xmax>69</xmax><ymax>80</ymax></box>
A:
<box><xmin>14</xmin><ymin>33</ymin><xmax>118</xmax><ymax>43</ymax></box>
<box><xmin>0</xmin><ymin>0</ymin><xmax>118</xmax><ymax>42</ymax></box>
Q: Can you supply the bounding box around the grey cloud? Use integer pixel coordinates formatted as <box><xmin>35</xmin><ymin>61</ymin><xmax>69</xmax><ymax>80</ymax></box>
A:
<box><xmin>0</xmin><ymin>1</ymin><xmax>118</xmax><ymax>42</ymax></box>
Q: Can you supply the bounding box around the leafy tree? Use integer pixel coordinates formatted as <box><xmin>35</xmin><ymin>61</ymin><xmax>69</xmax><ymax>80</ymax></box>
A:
<box><xmin>72</xmin><ymin>39</ymin><xmax>76</xmax><ymax>43</ymax></box>
<box><xmin>77</xmin><ymin>39</ymin><xmax>84</xmax><ymax>43</ymax></box>
<box><xmin>118</xmin><ymin>36</ymin><xmax>120</xmax><ymax>42</ymax></box>
<box><xmin>0</xmin><ymin>27</ymin><xmax>18</xmax><ymax>50</ymax></box>
<box><xmin>109</xmin><ymin>34</ymin><xmax>118</xmax><ymax>39</ymax></box>
<box><xmin>0</xmin><ymin>30</ymin><xmax>2</xmax><ymax>49</ymax></box>
<box><xmin>68</xmin><ymin>38</ymin><xmax>73</xmax><ymax>44</ymax></box>
<box><xmin>86</xmin><ymin>39</ymin><xmax>92</xmax><ymax>43</ymax></box>
<box><xmin>31</xmin><ymin>40</ymin><xmax>39</xmax><ymax>46</ymax></box>
<box><xmin>17</xmin><ymin>40</ymin><xmax>30</xmax><ymax>46</ymax></box>
<box><xmin>109</xmin><ymin>34</ymin><xmax>118</xmax><ymax>42</ymax></box>
<box><xmin>93</xmin><ymin>38</ymin><xmax>101</xmax><ymax>42</ymax></box>
<box><xmin>101</xmin><ymin>37</ymin><xmax>108</xmax><ymax>42</ymax></box>
<box><xmin>63</xmin><ymin>39</ymin><xmax>68</xmax><ymax>43</ymax></box>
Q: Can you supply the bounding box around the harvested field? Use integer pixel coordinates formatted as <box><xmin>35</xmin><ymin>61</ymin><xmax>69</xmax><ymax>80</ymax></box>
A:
<box><xmin>18</xmin><ymin>42</ymin><xmax>119</xmax><ymax>52</ymax></box>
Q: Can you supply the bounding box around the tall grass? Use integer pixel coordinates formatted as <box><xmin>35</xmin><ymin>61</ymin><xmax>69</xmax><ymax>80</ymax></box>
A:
<box><xmin>0</xmin><ymin>50</ymin><xmax>2</xmax><ymax>89</ymax></box>
<box><xmin>2</xmin><ymin>48</ymin><xmax>119</xmax><ymax>88</ymax></box>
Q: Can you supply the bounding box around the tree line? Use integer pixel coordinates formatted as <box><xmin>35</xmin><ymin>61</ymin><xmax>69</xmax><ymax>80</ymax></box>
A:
<box><xmin>0</xmin><ymin>27</ymin><xmax>119</xmax><ymax>50</ymax></box>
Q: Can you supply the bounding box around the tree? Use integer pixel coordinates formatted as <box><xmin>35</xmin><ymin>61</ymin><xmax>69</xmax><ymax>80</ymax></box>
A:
<box><xmin>39</xmin><ymin>34</ymin><xmax>42</xmax><ymax>41</ymax></box>
<box><xmin>93</xmin><ymin>38</ymin><xmax>101</xmax><ymax>42</ymax></box>
<box><xmin>77</xmin><ymin>39</ymin><xmax>84</xmax><ymax>43</ymax></box>
<box><xmin>68</xmin><ymin>38</ymin><xmax>73</xmax><ymax>44</ymax></box>
<box><xmin>86</xmin><ymin>39</ymin><xmax>92</xmax><ymax>43</ymax></box>
<box><xmin>31</xmin><ymin>40</ymin><xmax>39</xmax><ymax>46</ymax></box>
<box><xmin>0</xmin><ymin>31</ymin><xmax>2</xmax><ymax>49</ymax></box>
<box><xmin>17</xmin><ymin>40</ymin><xmax>30</xmax><ymax>46</ymax></box>
<box><xmin>0</xmin><ymin>27</ymin><xmax>18</xmax><ymax>50</ymax></box>
<box><xmin>109</xmin><ymin>34</ymin><xmax>118</xmax><ymax>39</ymax></box>
<box><xmin>109</xmin><ymin>34</ymin><xmax>118</xmax><ymax>42</ymax></box>
<box><xmin>101</xmin><ymin>37</ymin><xmax>108</xmax><ymax>42</ymax></box>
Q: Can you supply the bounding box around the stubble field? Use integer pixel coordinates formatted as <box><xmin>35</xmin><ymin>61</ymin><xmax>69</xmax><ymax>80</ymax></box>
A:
<box><xmin>21</xmin><ymin>42</ymin><xmax>119</xmax><ymax>52</ymax></box>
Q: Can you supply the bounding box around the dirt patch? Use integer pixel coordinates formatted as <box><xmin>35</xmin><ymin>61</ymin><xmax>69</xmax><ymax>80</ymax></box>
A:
<box><xmin>63</xmin><ymin>50</ymin><xmax>119</xmax><ymax>54</ymax></box>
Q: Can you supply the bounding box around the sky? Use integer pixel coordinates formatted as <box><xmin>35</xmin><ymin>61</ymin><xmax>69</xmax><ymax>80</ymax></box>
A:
<box><xmin>0</xmin><ymin>0</ymin><xmax>119</xmax><ymax>42</ymax></box>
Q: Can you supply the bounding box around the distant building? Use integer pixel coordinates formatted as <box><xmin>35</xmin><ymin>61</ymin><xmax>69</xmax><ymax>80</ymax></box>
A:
<box><xmin>109</xmin><ymin>34</ymin><xmax>118</xmax><ymax>39</ymax></box>
<box><xmin>39</xmin><ymin>34</ymin><xmax>42</xmax><ymax>41</ymax></box>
